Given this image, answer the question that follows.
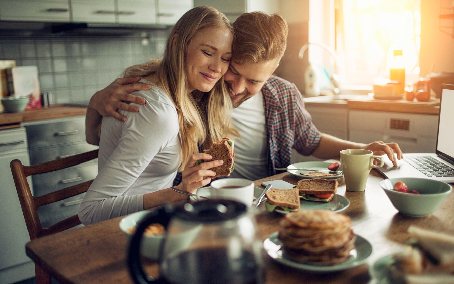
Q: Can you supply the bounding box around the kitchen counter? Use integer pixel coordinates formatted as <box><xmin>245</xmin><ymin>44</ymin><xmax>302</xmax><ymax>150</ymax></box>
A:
<box><xmin>303</xmin><ymin>94</ymin><xmax>440</xmax><ymax>115</ymax></box>
<box><xmin>0</xmin><ymin>105</ymin><xmax>87</xmax><ymax>129</ymax></box>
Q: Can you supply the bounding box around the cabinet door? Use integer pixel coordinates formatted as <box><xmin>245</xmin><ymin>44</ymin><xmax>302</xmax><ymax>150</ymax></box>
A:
<box><xmin>194</xmin><ymin>0</ymin><xmax>245</xmax><ymax>22</ymax></box>
<box><xmin>349</xmin><ymin>110</ymin><xmax>438</xmax><ymax>153</ymax></box>
<box><xmin>157</xmin><ymin>0</ymin><xmax>193</xmax><ymax>25</ymax></box>
<box><xmin>305</xmin><ymin>105</ymin><xmax>348</xmax><ymax>140</ymax></box>
<box><xmin>71</xmin><ymin>0</ymin><xmax>116</xmax><ymax>23</ymax></box>
<box><xmin>0</xmin><ymin>151</ymin><xmax>32</xmax><ymax>270</ymax></box>
<box><xmin>117</xmin><ymin>0</ymin><xmax>157</xmax><ymax>24</ymax></box>
<box><xmin>0</xmin><ymin>0</ymin><xmax>70</xmax><ymax>22</ymax></box>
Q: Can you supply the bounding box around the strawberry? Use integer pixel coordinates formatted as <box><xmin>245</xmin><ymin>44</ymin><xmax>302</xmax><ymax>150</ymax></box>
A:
<box><xmin>393</xmin><ymin>181</ymin><xmax>408</xmax><ymax>193</ymax></box>
<box><xmin>409</xmin><ymin>190</ymin><xmax>420</xmax><ymax>194</ymax></box>
<box><xmin>328</xmin><ymin>162</ymin><xmax>340</xmax><ymax>171</ymax></box>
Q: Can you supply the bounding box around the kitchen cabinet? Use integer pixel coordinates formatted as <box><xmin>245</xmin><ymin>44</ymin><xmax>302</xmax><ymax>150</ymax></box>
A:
<box><xmin>0</xmin><ymin>0</ymin><xmax>70</xmax><ymax>22</ymax></box>
<box><xmin>157</xmin><ymin>0</ymin><xmax>193</xmax><ymax>25</ymax></box>
<box><xmin>193</xmin><ymin>0</ymin><xmax>277</xmax><ymax>22</ymax></box>
<box><xmin>70</xmin><ymin>0</ymin><xmax>117</xmax><ymax>23</ymax></box>
<box><xmin>349</xmin><ymin>110</ymin><xmax>439</xmax><ymax>153</ymax></box>
<box><xmin>291</xmin><ymin>104</ymin><xmax>348</xmax><ymax>163</ymax></box>
<box><xmin>0</xmin><ymin>127</ymin><xmax>35</xmax><ymax>284</ymax></box>
<box><xmin>23</xmin><ymin>115</ymin><xmax>98</xmax><ymax>229</ymax></box>
<box><xmin>71</xmin><ymin>0</ymin><xmax>157</xmax><ymax>25</ymax></box>
<box><xmin>1</xmin><ymin>0</ymin><xmax>192</xmax><ymax>26</ymax></box>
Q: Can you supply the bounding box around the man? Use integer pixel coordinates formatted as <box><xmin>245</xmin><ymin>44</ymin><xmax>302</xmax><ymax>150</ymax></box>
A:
<box><xmin>86</xmin><ymin>11</ymin><xmax>402</xmax><ymax>181</ymax></box>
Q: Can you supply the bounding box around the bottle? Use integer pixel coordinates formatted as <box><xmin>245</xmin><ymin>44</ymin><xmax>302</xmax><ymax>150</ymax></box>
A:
<box><xmin>390</xmin><ymin>50</ymin><xmax>405</xmax><ymax>95</ymax></box>
<box><xmin>304</xmin><ymin>63</ymin><xmax>320</xmax><ymax>97</ymax></box>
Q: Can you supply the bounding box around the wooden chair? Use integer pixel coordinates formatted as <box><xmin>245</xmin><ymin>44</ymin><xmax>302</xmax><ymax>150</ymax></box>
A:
<box><xmin>10</xmin><ymin>149</ymin><xmax>98</xmax><ymax>284</ymax></box>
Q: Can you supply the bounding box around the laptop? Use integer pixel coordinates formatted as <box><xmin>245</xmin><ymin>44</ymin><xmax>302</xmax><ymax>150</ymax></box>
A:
<box><xmin>377</xmin><ymin>83</ymin><xmax>454</xmax><ymax>183</ymax></box>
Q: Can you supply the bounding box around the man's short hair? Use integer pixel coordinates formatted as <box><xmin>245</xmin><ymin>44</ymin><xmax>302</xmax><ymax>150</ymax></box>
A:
<box><xmin>232</xmin><ymin>12</ymin><xmax>288</xmax><ymax>65</ymax></box>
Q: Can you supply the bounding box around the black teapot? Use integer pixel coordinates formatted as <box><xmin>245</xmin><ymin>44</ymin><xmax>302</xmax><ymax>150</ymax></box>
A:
<box><xmin>127</xmin><ymin>200</ymin><xmax>265</xmax><ymax>284</ymax></box>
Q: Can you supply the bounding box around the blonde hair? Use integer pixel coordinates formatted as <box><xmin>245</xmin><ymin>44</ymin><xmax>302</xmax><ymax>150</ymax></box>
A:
<box><xmin>232</xmin><ymin>12</ymin><xmax>288</xmax><ymax>65</ymax></box>
<box><xmin>123</xmin><ymin>6</ymin><xmax>236</xmax><ymax>170</ymax></box>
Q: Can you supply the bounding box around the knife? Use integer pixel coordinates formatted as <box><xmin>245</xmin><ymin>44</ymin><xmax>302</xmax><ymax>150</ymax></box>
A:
<box><xmin>255</xmin><ymin>184</ymin><xmax>272</xmax><ymax>207</ymax></box>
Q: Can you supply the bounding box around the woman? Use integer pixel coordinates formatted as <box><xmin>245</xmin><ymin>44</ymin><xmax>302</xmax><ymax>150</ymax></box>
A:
<box><xmin>79</xmin><ymin>6</ymin><xmax>236</xmax><ymax>225</ymax></box>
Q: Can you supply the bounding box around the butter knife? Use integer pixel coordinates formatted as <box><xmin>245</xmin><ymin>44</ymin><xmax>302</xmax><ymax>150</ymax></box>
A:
<box><xmin>255</xmin><ymin>184</ymin><xmax>272</xmax><ymax>207</ymax></box>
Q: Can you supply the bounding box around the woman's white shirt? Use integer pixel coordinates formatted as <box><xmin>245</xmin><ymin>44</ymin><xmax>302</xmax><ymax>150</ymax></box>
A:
<box><xmin>79</xmin><ymin>84</ymin><xmax>180</xmax><ymax>225</ymax></box>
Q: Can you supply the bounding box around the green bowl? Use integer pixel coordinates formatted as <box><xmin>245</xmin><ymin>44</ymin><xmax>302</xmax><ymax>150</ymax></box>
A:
<box><xmin>1</xmin><ymin>97</ymin><xmax>29</xmax><ymax>113</ymax></box>
<box><xmin>380</xmin><ymin>178</ymin><xmax>452</xmax><ymax>217</ymax></box>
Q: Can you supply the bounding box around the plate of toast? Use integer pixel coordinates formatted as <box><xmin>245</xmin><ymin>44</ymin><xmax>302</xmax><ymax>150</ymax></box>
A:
<box><xmin>287</xmin><ymin>162</ymin><xmax>343</xmax><ymax>179</ymax></box>
<box><xmin>264</xmin><ymin>178</ymin><xmax>350</xmax><ymax>214</ymax></box>
<box><xmin>370</xmin><ymin>226</ymin><xmax>454</xmax><ymax>284</ymax></box>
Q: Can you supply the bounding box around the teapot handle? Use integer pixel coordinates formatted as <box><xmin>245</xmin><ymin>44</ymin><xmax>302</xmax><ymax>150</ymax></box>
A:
<box><xmin>127</xmin><ymin>205</ymin><xmax>174</xmax><ymax>284</ymax></box>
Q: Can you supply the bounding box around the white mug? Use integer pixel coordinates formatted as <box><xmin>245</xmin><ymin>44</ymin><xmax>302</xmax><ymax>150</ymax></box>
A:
<box><xmin>340</xmin><ymin>149</ymin><xmax>384</xmax><ymax>192</ymax></box>
<box><xmin>197</xmin><ymin>178</ymin><xmax>254</xmax><ymax>206</ymax></box>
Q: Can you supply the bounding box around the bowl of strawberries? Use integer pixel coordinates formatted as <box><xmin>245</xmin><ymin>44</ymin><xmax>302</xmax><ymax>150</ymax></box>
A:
<box><xmin>380</xmin><ymin>178</ymin><xmax>452</xmax><ymax>217</ymax></box>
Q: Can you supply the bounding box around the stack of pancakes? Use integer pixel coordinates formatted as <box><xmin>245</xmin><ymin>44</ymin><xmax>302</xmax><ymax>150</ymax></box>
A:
<box><xmin>278</xmin><ymin>210</ymin><xmax>355</xmax><ymax>266</ymax></box>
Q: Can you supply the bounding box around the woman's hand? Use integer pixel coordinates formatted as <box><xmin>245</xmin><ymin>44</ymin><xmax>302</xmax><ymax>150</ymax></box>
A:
<box><xmin>176</xmin><ymin>153</ymin><xmax>224</xmax><ymax>194</ymax></box>
<box><xmin>88</xmin><ymin>77</ymin><xmax>150</xmax><ymax>122</ymax></box>
<box><xmin>364</xmin><ymin>141</ymin><xmax>403</xmax><ymax>166</ymax></box>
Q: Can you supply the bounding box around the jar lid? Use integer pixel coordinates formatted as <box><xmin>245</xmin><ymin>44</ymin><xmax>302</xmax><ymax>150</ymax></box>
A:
<box><xmin>177</xmin><ymin>200</ymin><xmax>247</xmax><ymax>223</ymax></box>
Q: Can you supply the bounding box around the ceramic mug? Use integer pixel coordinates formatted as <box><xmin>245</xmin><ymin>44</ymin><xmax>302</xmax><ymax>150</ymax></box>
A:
<box><xmin>197</xmin><ymin>178</ymin><xmax>254</xmax><ymax>206</ymax></box>
<box><xmin>340</xmin><ymin>149</ymin><xmax>384</xmax><ymax>192</ymax></box>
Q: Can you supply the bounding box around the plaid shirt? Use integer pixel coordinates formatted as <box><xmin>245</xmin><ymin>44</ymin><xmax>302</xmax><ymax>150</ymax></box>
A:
<box><xmin>262</xmin><ymin>75</ymin><xmax>321</xmax><ymax>176</ymax></box>
<box><xmin>174</xmin><ymin>75</ymin><xmax>321</xmax><ymax>185</ymax></box>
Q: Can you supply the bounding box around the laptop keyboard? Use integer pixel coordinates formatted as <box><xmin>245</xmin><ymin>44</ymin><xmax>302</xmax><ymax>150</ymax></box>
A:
<box><xmin>405</xmin><ymin>156</ymin><xmax>454</xmax><ymax>177</ymax></box>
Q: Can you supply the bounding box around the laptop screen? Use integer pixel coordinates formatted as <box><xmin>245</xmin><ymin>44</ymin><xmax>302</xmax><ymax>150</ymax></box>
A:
<box><xmin>436</xmin><ymin>86</ymin><xmax>454</xmax><ymax>160</ymax></box>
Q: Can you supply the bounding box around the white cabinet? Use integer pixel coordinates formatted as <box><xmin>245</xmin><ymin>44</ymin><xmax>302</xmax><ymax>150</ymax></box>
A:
<box><xmin>349</xmin><ymin>110</ymin><xmax>439</xmax><ymax>153</ymax></box>
<box><xmin>0</xmin><ymin>0</ymin><xmax>192</xmax><ymax>26</ymax></box>
<box><xmin>71</xmin><ymin>0</ymin><xmax>157</xmax><ymax>24</ymax></box>
<box><xmin>117</xmin><ymin>0</ymin><xmax>157</xmax><ymax>24</ymax></box>
<box><xmin>290</xmin><ymin>104</ymin><xmax>349</xmax><ymax>163</ymax></box>
<box><xmin>0</xmin><ymin>0</ymin><xmax>70</xmax><ymax>22</ymax></box>
<box><xmin>157</xmin><ymin>0</ymin><xmax>193</xmax><ymax>25</ymax></box>
<box><xmin>0</xmin><ymin>127</ymin><xmax>34</xmax><ymax>284</ymax></box>
<box><xmin>71</xmin><ymin>0</ymin><xmax>117</xmax><ymax>23</ymax></box>
<box><xmin>194</xmin><ymin>0</ymin><xmax>278</xmax><ymax>22</ymax></box>
<box><xmin>305</xmin><ymin>105</ymin><xmax>348</xmax><ymax>140</ymax></box>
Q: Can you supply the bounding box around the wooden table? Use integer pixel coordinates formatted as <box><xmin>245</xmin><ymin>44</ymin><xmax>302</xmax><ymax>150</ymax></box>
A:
<box><xmin>25</xmin><ymin>170</ymin><xmax>454</xmax><ymax>284</ymax></box>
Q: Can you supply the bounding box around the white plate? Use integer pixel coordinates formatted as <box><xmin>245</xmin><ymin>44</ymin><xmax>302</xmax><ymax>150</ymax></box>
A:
<box><xmin>274</xmin><ymin>194</ymin><xmax>350</xmax><ymax>214</ymax></box>
<box><xmin>264</xmin><ymin>232</ymin><xmax>373</xmax><ymax>273</ymax></box>
<box><xmin>287</xmin><ymin>162</ymin><xmax>343</xmax><ymax>179</ymax></box>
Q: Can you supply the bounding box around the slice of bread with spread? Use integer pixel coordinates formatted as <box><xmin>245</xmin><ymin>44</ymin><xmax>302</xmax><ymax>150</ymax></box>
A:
<box><xmin>265</xmin><ymin>188</ymin><xmax>300</xmax><ymax>212</ymax></box>
<box><xmin>197</xmin><ymin>137</ymin><xmax>235</xmax><ymax>178</ymax></box>
<box><xmin>296</xmin><ymin>179</ymin><xmax>338</xmax><ymax>202</ymax></box>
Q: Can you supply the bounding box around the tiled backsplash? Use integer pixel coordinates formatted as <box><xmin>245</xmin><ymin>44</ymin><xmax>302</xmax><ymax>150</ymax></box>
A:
<box><xmin>0</xmin><ymin>30</ymin><xmax>170</xmax><ymax>105</ymax></box>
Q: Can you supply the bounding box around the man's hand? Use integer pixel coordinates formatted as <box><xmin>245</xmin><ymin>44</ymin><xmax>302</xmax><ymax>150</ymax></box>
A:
<box><xmin>88</xmin><ymin>77</ymin><xmax>150</xmax><ymax>122</ymax></box>
<box><xmin>177</xmin><ymin>153</ymin><xmax>224</xmax><ymax>194</ymax></box>
<box><xmin>364</xmin><ymin>141</ymin><xmax>403</xmax><ymax>167</ymax></box>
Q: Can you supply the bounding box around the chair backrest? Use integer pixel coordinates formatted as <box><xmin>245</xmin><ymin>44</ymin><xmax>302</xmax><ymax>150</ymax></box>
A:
<box><xmin>10</xmin><ymin>149</ymin><xmax>98</xmax><ymax>240</ymax></box>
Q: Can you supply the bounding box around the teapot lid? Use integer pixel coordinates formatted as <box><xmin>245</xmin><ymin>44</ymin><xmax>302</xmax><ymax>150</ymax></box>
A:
<box><xmin>175</xmin><ymin>200</ymin><xmax>247</xmax><ymax>223</ymax></box>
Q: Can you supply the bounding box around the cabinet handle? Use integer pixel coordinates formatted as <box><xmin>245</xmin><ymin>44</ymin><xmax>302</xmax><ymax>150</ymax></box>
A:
<box><xmin>0</xmin><ymin>140</ymin><xmax>25</xmax><ymax>147</ymax></box>
<box><xmin>95</xmin><ymin>10</ymin><xmax>117</xmax><ymax>15</ymax></box>
<box><xmin>158</xmin><ymin>13</ymin><xmax>174</xmax><ymax>17</ymax></box>
<box><xmin>60</xmin><ymin>177</ymin><xmax>83</xmax><ymax>184</ymax></box>
<box><xmin>117</xmin><ymin>11</ymin><xmax>136</xmax><ymax>16</ymax></box>
<box><xmin>55</xmin><ymin>130</ymin><xmax>79</xmax><ymax>136</ymax></box>
<box><xmin>46</xmin><ymin>8</ymin><xmax>68</xmax><ymax>13</ymax></box>
<box><xmin>62</xmin><ymin>199</ymin><xmax>83</xmax><ymax>207</ymax></box>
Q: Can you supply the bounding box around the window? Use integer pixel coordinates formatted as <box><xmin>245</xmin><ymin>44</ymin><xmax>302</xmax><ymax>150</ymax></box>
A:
<box><xmin>335</xmin><ymin>0</ymin><xmax>421</xmax><ymax>88</ymax></box>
